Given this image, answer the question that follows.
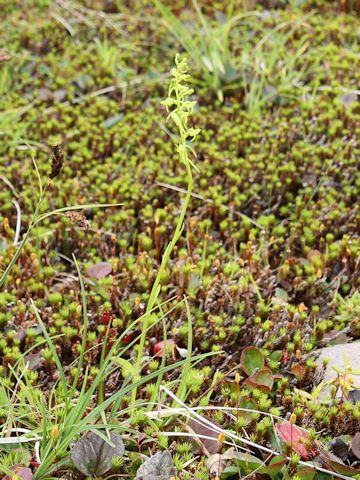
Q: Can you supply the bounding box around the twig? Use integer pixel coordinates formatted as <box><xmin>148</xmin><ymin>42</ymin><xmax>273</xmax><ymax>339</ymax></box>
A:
<box><xmin>51</xmin><ymin>12</ymin><xmax>80</xmax><ymax>45</ymax></box>
<box><xmin>159</xmin><ymin>385</ymin><xmax>354</xmax><ymax>480</ymax></box>
<box><xmin>12</xmin><ymin>199</ymin><xmax>21</xmax><ymax>245</ymax></box>
<box><xmin>156</xmin><ymin>181</ymin><xmax>265</xmax><ymax>230</ymax></box>
<box><xmin>0</xmin><ymin>176</ymin><xmax>19</xmax><ymax>198</ymax></box>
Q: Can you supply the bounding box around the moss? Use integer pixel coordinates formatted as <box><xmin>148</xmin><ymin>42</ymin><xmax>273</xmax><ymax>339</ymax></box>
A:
<box><xmin>0</xmin><ymin>1</ymin><xmax>360</xmax><ymax>476</ymax></box>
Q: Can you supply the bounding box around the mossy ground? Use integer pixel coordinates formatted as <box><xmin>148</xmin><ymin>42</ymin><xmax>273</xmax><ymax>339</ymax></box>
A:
<box><xmin>0</xmin><ymin>0</ymin><xmax>359</xmax><ymax>478</ymax></box>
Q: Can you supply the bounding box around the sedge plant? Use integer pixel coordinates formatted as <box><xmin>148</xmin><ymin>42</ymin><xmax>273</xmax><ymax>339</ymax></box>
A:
<box><xmin>0</xmin><ymin>148</ymin><xmax>122</xmax><ymax>289</ymax></box>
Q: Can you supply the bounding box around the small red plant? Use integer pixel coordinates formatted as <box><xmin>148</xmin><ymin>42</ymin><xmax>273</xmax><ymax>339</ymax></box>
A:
<box><xmin>276</xmin><ymin>421</ymin><xmax>317</xmax><ymax>460</ymax></box>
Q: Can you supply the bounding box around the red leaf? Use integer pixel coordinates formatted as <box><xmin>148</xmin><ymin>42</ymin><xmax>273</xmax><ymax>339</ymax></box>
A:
<box><xmin>108</xmin><ymin>327</ymin><xmax>117</xmax><ymax>338</ymax></box>
<box><xmin>121</xmin><ymin>330</ymin><xmax>137</xmax><ymax>344</ymax></box>
<box><xmin>260</xmin><ymin>455</ymin><xmax>287</xmax><ymax>475</ymax></box>
<box><xmin>24</xmin><ymin>352</ymin><xmax>43</xmax><ymax>370</ymax></box>
<box><xmin>3</xmin><ymin>465</ymin><xmax>33</xmax><ymax>480</ymax></box>
<box><xmin>0</xmin><ymin>49</ymin><xmax>12</xmax><ymax>62</ymax></box>
<box><xmin>237</xmin><ymin>396</ymin><xmax>258</xmax><ymax>426</ymax></box>
<box><xmin>281</xmin><ymin>351</ymin><xmax>289</xmax><ymax>364</ymax></box>
<box><xmin>87</xmin><ymin>262</ymin><xmax>112</xmax><ymax>279</ymax></box>
<box><xmin>291</xmin><ymin>363</ymin><xmax>306</xmax><ymax>381</ymax></box>
<box><xmin>245</xmin><ymin>367</ymin><xmax>274</xmax><ymax>393</ymax></box>
<box><xmin>276</xmin><ymin>422</ymin><xmax>316</xmax><ymax>460</ymax></box>
<box><xmin>154</xmin><ymin>339</ymin><xmax>176</xmax><ymax>358</ymax></box>
<box><xmin>101</xmin><ymin>311</ymin><xmax>111</xmax><ymax>325</ymax></box>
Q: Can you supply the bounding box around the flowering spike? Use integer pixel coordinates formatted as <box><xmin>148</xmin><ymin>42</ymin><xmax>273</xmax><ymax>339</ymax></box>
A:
<box><xmin>161</xmin><ymin>55</ymin><xmax>200</xmax><ymax>161</ymax></box>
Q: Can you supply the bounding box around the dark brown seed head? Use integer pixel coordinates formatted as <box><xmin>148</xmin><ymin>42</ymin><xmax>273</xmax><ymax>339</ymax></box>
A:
<box><xmin>49</xmin><ymin>144</ymin><xmax>64</xmax><ymax>179</ymax></box>
<box><xmin>64</xmin><ymin>211</ymin><xmax>90</xmax><ymax>230</ymax></box>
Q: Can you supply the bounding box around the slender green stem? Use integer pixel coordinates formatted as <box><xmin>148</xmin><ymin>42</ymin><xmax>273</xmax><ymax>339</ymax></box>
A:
<box><xmin>130</xmin><ymin>145</ymin><xmax>193</xmax><ymax>413</ymax></box>
<box><xmin>0</xmin><ymin>189</ymin><xmax>45</xmax><ymax>288</ymax></box>
<box><xmin>130</xmin><ymin>55</ymin><xmax>199</xmax><ymax>414</ymax></box>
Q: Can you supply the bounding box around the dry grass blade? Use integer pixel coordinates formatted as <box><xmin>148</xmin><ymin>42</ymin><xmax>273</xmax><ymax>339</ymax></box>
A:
<box><xmin>159</xmin><ymin>386</ymin><xmax>356</xmax><ymax>480</ymax></box>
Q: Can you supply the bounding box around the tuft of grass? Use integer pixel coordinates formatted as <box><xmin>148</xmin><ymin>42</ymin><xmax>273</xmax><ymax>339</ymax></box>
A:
<box><xmin>154</xmin><ymin>0</ymin><xmax>260</xmax><ymax>102</ymax></box>
<box><xmin>0</xmin><ymin>282</ymin><xmax>213</xmax><ymax>478</ymax></box>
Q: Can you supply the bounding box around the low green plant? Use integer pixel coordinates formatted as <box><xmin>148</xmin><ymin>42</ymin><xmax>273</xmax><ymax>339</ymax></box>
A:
<box><xmin>0</xmin><ymin>449</ymin><xmax>31</xmax><ymax>472</ymax></box>
<box><xmin>154</xmin><ymin>0</ymin><xmax>260</xmax><ymax>101</ymax></box>
<box><xmin>94</xmin><ymin>38</ymin><xmax>121</xmax><ymax>77</ymax></box>
<box><xmin>154</xmin><ymin>1</ymin><xmax>314</xmax><ymax>111</ymax></box>
<box><xmin>131</xmin><ymin>53</ymin><xmax>200</xmax><ymax>413</ymax></box>
<box><xmin>237</xmin><ymin>17</ymin><xmax>315</xmax><ymax>115</ymax></box>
